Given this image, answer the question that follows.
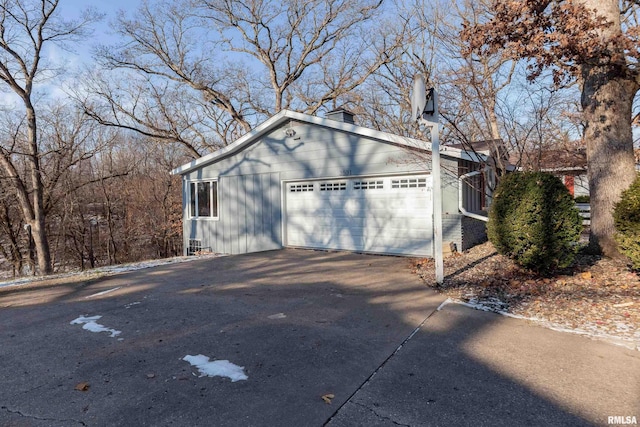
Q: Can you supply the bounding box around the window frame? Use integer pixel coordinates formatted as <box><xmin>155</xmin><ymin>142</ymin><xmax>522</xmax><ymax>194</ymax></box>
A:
<box><xmin>188</xmin><ymin>179</ymin><xmax>219</xmax><ymax>220</ymax></box>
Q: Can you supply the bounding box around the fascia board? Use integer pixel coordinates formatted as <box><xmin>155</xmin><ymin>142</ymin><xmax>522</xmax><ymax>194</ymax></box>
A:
<box><xmin>170</xmin><ymin>110</ymin><xmax>291</xmax><ymax>175</ymax></box>
<box><xmin>171</xmin><ymin>109</ymin><xmax>485</xmax><ymax>175</ymax></box>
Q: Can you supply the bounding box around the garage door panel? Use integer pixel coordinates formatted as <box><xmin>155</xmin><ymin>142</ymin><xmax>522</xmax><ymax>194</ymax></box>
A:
<box><xmin>287</xmin><ymin>228</ymin><xmax>365</xmax><ymax>249</ymax></box>
<box><xmin>365</xmin><ymin>241</ymin><xmax>432</xmax><ymax>255</ymax></box>
<box><xmin>289</xmin><ymin>222</ymin><xmax>429</xmax><ymax>237</ymax></box>
<box><xmin>361</xmin><ymin>210</ymin><xmax>431</xmax><ymax>221</ymax></box>
<box><xmin>364</xmin><ymin>222</ymin><xmax>430</xmax><ymax>234</ymax></box>
<box><xmin>365</xmin><ymin>198</ymin><xmax>429</xmax><ymax>211</ymax></box>
<box><xmin>307</xmin><ymin>207</ymin><xmax>367</xmax><ymax>217</ymax></box>
<box><xmin>287</xmin><ymin>215</ymin><xmax>366</xmax><ymax>228</ymax></box>
<box><xmin>285</xmin><ymin>175</ymin><xmax>432</xmax><ymax>256</ymax></box>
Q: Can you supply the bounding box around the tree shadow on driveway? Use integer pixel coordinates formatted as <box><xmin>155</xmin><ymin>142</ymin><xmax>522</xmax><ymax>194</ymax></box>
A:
<box><xmin>0</xmin><ymin>249</ymin><xmax>636</xmax><ymax>426</ymax></box>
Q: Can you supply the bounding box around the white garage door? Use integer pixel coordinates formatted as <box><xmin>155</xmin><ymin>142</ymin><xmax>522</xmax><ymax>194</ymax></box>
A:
<box><xmin>284</xmin><ymin>175</ymin><xmax>432</xmax><ymax>256</ymax></box>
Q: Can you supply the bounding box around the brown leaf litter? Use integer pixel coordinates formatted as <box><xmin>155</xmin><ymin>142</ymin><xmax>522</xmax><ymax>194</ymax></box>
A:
<box><xmin>413</xmin><ymin>242</ymin><xmax>640</xmax><ymax>349</ymax></box>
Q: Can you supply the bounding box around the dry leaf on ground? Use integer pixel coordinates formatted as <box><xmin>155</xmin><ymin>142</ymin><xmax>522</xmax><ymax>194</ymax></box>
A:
<box><xmin>74</xmin><ymin>382</ymin><xmax>90</xmax><ymax>392</ymax></box>
<box><xmin>321</xmin><ymin>393</ymin><xmax>335</xmax><ymax>404</ymax></box>
<box><xmin>413</xmin><ymin>242</ymin><xmax>640</xmax><ymax>346</ymax></box>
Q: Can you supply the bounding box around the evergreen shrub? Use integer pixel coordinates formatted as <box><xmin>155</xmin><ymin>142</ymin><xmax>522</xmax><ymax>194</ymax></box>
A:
<box><xmin>487</xmin><ymin>172</ymin><xmax>583</xmax><ymax>274</ymax></box>
<box><xmin>614</xmin><ymin>174</ymin><xmax>640</xmax><ymax>270</ymax></box>
<box><xmin>574</xmin><ymin>195</ymin><xmax>590</xmax><ymax>203</ymax></box>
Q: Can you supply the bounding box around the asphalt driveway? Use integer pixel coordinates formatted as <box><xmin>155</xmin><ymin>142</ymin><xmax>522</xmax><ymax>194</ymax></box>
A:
<box><xmin>0</xmin><ymin>249</ymin><xmax>638</xmax><ymax>426</ymax></box>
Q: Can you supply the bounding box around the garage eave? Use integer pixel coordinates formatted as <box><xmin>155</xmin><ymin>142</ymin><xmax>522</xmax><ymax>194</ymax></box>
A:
<box><xmin>171</xmin><ymin>109</ymin><xmax>484</xmax><ymax>175</ymax></box>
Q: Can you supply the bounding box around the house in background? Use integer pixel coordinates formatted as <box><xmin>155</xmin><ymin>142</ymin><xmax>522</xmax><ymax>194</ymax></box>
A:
<box><xmin>448</xmin><ymin>138</ymin><xmax>512</xmax><ymax>211</ymax></box>
<box><xmin>515</xmin><ymin>147</ymin><xmax>640</xmax><ymax>197</ymax></box>
<box><xmin>511</xmin><ymin>147</ymin><xmax>589</xmax><ymax>198</ymax></box>
<box><xmin>171</xmin><ymin>109</ymin><xmax>488</xmax><ymax>257</ymax></box>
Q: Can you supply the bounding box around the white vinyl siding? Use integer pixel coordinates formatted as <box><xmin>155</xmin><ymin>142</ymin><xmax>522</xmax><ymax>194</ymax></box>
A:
<box><xmin>180</xmin><ymin>118</ymin><xmax>471</xmax><ymax>257</ymax></box>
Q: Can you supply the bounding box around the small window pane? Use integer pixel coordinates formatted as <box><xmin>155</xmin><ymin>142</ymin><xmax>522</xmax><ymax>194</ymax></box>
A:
<box><xmin>197</xmin><ymin>182</ymin><xmax>211</xmax><ymax>217</ymax></box>
<box><xmin>190</xmin><ymin>183</ymin><xmax>196</xmax><ymax>217</ymax></box>
<box><xmin>319</xmin><ymin>182</ymin><xmax>346</xmax><ymax>191</ymax></box>
<box><xmin>290</xmin><ymin>183</ymin><xmax>314</xmax><ymax>192</ymax></box>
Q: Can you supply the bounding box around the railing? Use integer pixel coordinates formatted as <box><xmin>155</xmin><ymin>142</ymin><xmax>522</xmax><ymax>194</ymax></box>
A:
<box><xmin>576</xmin><ymin>203</ymin><xmax>590</xmax><ymax>226</ymax></box>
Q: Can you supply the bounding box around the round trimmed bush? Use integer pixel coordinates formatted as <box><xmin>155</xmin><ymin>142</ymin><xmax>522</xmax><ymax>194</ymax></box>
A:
<box><xmin>487</xmin><ymin>172</ymin><xmax>583</xmax><ymax>273</ymax></box>
<box><xmin>614</xmin><ymin>174</ymin><xmax>640</xmax><ymax>270</ymax></box>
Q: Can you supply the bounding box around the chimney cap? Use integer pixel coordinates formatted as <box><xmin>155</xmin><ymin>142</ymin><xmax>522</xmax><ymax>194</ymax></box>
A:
<box><xmin>325</xmin><ymin>107</ymin><xmax>355</xmax><ymax>124</ymax></box>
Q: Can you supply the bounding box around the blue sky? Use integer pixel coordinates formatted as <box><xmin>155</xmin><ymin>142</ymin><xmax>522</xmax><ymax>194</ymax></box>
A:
<box><xmin>0</xmin><ymin>1</ymin><xmax>143</xmax><ymax>106</ymax></box>
<box><xmin>57</xmin><ymin>0</ymin><xmax>142</xmax><ymax>62</ymax></box>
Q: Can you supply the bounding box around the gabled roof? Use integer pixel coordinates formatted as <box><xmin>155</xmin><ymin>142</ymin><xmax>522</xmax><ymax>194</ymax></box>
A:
<box><xmin>510</xmin><ymin>147</ymin><xmax>587</xmax><ymax>172</ymax></box>
<box><xmin>171</xmin><ymin>109</ymin><xmax>485</xmax><ymax>175</ymax></box>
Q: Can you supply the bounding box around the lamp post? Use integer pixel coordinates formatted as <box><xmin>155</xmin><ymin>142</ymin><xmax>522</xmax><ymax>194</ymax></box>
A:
<box><xmin>411</xmin><ymin>75</ymin><xmax>444</xmax><ymax>284</ymax></box>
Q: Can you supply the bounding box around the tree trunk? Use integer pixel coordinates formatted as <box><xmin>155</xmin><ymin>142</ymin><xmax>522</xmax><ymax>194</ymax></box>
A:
<box><xmin>581</xmin><ymin>68</ymin><xmax>638</xmax><ymax>257</ymax></box>
<box><xmin>580</xmin><ymin>0</ymin><xmax>638</xmax><ymax>257</ymax></box>
<box><xmin>25</xmin><ymin>103</ymin><xmax>53</xmax><ymax>274</ymax></box>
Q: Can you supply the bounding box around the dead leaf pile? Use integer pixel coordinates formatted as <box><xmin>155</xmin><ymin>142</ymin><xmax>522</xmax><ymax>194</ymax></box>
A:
<box><xmin>414</xmin><ymin>242</ymin><xmax>640</xmax><ymax>346</ymax></box>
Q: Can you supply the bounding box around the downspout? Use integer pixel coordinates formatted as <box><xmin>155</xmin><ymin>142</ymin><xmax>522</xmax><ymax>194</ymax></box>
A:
<box><xmin>459</xmin><ymin>170</ymin><xmax>489</xmax><ymax>222</ymax></box>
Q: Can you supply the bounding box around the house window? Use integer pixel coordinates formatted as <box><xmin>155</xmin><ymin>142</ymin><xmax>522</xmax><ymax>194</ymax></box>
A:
<box><xmin>290</xmin><ymin>183</ymin><xmax>314</xmax><ymax>192</ymax></box>
<box><xmin>391</xmin><ymin>178</ymin><xmax>427</xmax><ymax>188</ymax></box>
<box><xmin>319</xmin><ymin>182</ymin><xmax>347</xmax><ymax>191</ymax></box>
<box><xmin>353</xmin><ymin>180</ymin><xmax>384</xmax><ymax>190</ymax></box>
<box><xmin>189</xmin><ymin>181</ymin><xmax>218</xmax><ymax>219</ymax></box>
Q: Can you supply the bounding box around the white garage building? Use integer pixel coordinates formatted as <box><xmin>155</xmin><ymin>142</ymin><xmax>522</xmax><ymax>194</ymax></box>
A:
<box><xmin>171</xmin><ymin>109</ymin><xmax>487</xmax><ymax>257</ymax></box>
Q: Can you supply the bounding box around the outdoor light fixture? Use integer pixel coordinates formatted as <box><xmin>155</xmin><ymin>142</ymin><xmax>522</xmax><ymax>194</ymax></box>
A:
<box><xmin>284</xmin><ymin>120</ymin><xmax>297</xmax><ymax>137</ymax></box>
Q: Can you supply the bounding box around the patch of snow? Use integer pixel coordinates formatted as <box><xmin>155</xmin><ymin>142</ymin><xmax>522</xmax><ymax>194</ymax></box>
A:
<box><xmin>182</xmin><ymin>354</ymin><xmax>248</xmax><ymax>382</ymax></box>
<box><xmin>0</xmin><ymin>253</ymin><xmax>223</xmax><ymax>289</ymax></box>
<box><xmin>70</xmin><ymin>315</ymin><xmax>122</xmax><ymax>338</ymax></box>
<box><xmin>439</xmin><ymin>298</ymin><xmax>640</xmax><ymax>352</ymax></box>
<box><xmin>267</xmin><ymin>313</ymin><xmax>286</xmax><ymax>319</ymax></box>
<box><xmin>615</xmin><ymin>323</ymin><xmax>632</xmax><ymax>332</ymax></box>
<box><xmin>85</xmin><ymin>287</ymin><xmax>121</xmax><ymax>299</ymax></box>
<box><xmin>437</xmin><ymin>298</ymin><xmax>454</xmax><ymax>311</ymax></box>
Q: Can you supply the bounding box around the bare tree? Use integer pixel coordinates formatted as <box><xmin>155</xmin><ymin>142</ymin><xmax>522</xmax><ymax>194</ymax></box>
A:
<box><xmin>82</xmin><ymin>0</ymin><xmax>412</xmax><ymax>154</ymax></box>
<box><xmin>0</xmin><ymin>178</ymin><xmax>26</xmax><ymax>276</ymax></box>
<box><xmin>347</xmin><ymin>0</ymin><xmax>515</xmax><ymax>182</ymax></box>
<box><xmin>0</xmin><ymin>0</ymin><xmax>99</xmax><ymax>274</ymax></box>
<box><xmin>0</xmin><ymin>101</ymin><xmax>124</xmax><ymax>275</ymax></box>
<box><xmin>348</xmin><ymin>0</ymin><xmax>584</xmax><ymax>209</ymax></box>
<box><xmin>81</xmin><ymin>72</ymin><xmax>225</xmax><ymax>158</ymax></box>
<box><xmin>497</xmin><ymin>79</ymin><xmax>582</xmax><ymax>171</ymax></box>
<box><xmin>343</xmin><ymin>0</ymin><xmax>438</xmax><ymax>135</ymax></box>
